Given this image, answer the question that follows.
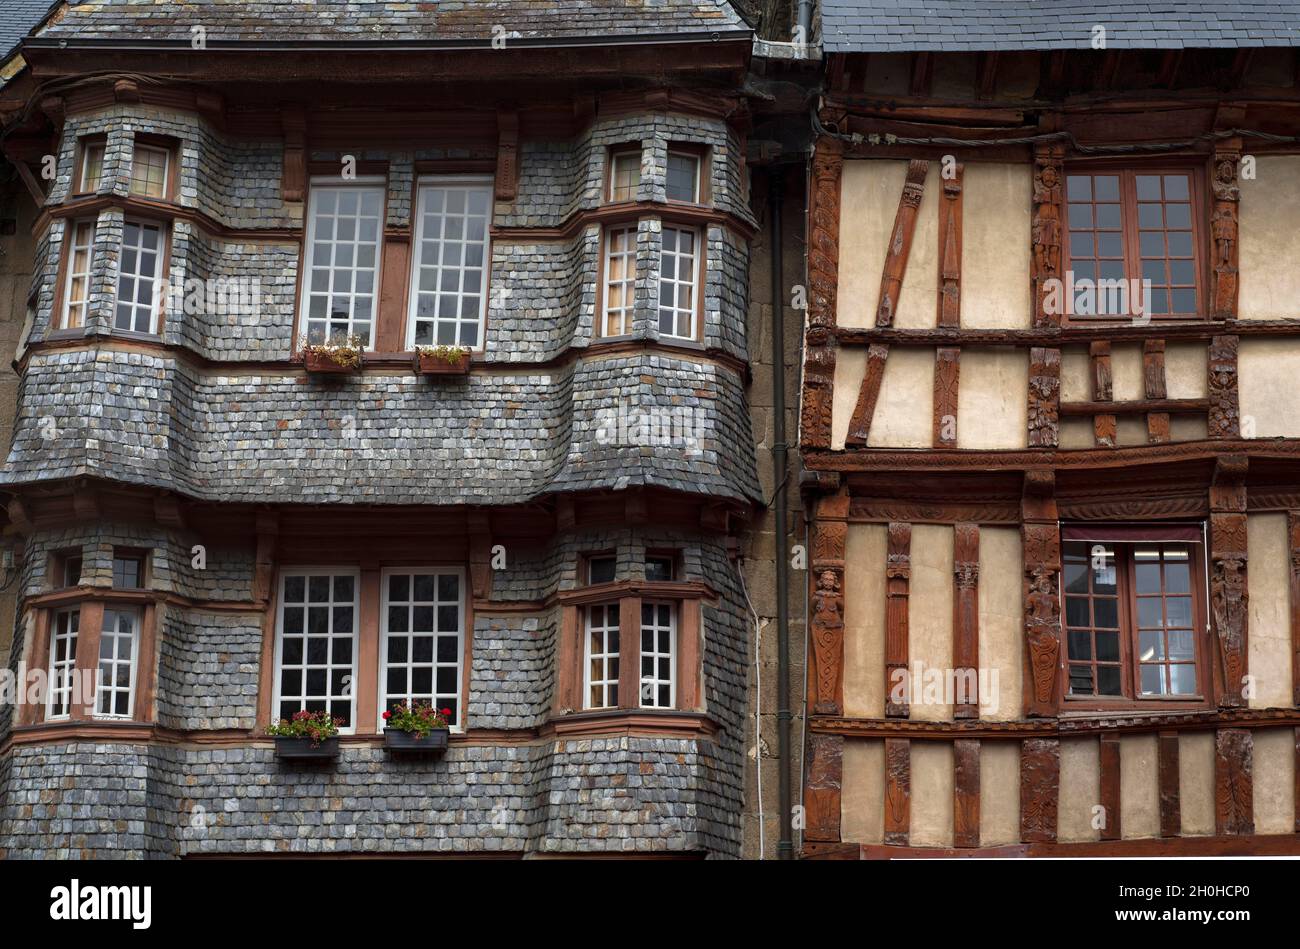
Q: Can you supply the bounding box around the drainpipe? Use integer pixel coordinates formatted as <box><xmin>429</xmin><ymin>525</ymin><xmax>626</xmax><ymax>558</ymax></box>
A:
<box><xmin>770</xmin><ymin>170</ymin><xmax>793</xmax><ymax>860</ymax></box>
<box><xmin>796</xmin><ymin>0</ymin><xmax>814</xmax><ymax>42</ymax></box>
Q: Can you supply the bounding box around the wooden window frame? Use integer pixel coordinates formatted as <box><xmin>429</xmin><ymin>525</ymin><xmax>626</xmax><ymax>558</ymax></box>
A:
<box><xmin>94</xmin><ymin>606</ymin><xmax>141</xmax><ymax>720</ymax></box>
<box><xmin>297</xmin><ymin>177</ymin><xmax>387</xmax><ymax>351</ymax></box>
<box><xmin>404</xmin><ymin>175</ymin><xmax>494</xmax><ymax>353</ymax></box>
<box><xmin>1062</xmin><ymin>162</ymin><xmax>1207</xmax><ymax>324</ymax></box>
<box><xmin>113</xmin><ymin>216</ymin><xmax>168</xmax><ymax>336</ymax></box>
<box><xmin>599</xmin><ymin>222</ymin><xmax>638</xmax><ymax>338</ymax></box>
<box><xmin>50</xmin><ymin>549</ymin><xmax>84</xmax><ymax>590</ymax></box>
<box><xmin>606</xmin><ymin>146</ymin><xmax>643</xmax><ymax>204</ymax></box>
<box><xmin>583</xmin><ymin>601</ymin><xmax>622</xmax><ymax>710</ymax></box>
<box><xmin>1060</xmin><ymin>536</ymin><xmax>1210</xmax><ymax>712</ymax></box>
<box><xmin>57</xmin><ymin>218</ymin><xmax>97</xmax><ymax>331</ymax></box>
<box><xmin>46</xmin><ymin>607</ymin><xmax>80</xmax><ymax>720</ymax></box>
<box><xmin>638</xmin><ymin>599</ymin><xmax>677</xmax><ymax>709</ymax></box>
<box><xmin>128</xmin><ymin>142</ymin><xmax>173</xmax><ymax>201</ymax></box>
<box><xmin>377</xmin><ymin>566</ymin><xmax>467</xmax><ymax>732</ymax></box>
<box><xmin>657</xmin><ymin>223</ymin><xmax>704</xmax><ymax>342</ymax></box>
<box><xmin>75</xmin><ymin>136</ymin><xmax>107</xmax><ymax>195</ymax></box>
<box><xmin>272</xmin><ymin>568</ymin><xmax>361</xmax><ymax>734</ymax></box>
<box><xmin>665</xmin><ymin>144</ymin><xmax>709</xmax><ymax>206</ymax></box>
<box><xmin>111</xmin><ymin>548</ymin><xmax>147</xmax><ymax>590</ymax></box>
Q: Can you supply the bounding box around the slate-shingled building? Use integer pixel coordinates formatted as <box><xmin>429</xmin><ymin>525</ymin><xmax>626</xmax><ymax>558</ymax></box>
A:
<box><xmin>0</xmin><ymin>0</ymin><xmax>766</xmax><ymax>857</ymax></box>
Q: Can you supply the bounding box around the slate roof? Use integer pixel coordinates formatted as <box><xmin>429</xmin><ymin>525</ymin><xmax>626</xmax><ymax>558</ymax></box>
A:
<box><xmin>0</xmin><ymin>0</ymin><xmax>54</xmax><ymax>58</ymax></box>
<box><xmin>822</xmin><ymin>1</ymin><xmax>1300</xmax><ymax>52</ymax></box>
<box><xmin>29</xmin><ymin>0</ymin><xmax>749</xmax><ymax>44</ymax></box>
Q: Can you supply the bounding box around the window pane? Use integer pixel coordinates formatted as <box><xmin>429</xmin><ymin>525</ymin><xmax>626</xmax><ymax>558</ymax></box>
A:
<box><xmin>1097</xmin><ymin>666</ymin><xmax>1122</xmax><ymax>696</ymax></box>
<box><xmin>1169</xmin><ymin>663</ymin><xmax>1197</xmax><ymax>695</ymax></box>
<box><xmin>1095</xmin><ymin>631</ymin><xmax>1120</xmax><ymax>663</ymax></box>
<box><xmin>666</xmin><ymin>153</ymin><xmax>700</xmax><ymax>202</ymax></box>
<box><xmin>1068</xmin><ymin>630</ymin><xmax>1092</xmax><ymax>660</ymax></box>
<box><xmin>1093</xmin><ymin>598</ymin><xmax>1118</xmax><ymax>629</ymax></box>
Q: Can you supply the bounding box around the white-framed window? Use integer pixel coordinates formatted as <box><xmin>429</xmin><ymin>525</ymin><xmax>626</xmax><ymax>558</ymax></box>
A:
<box><xmin>46</xmin><ymin>608</ymin><xmax>79</xmax><ymax>720</ymax></box>
<box><xmin>114</xmin><ymin>218</ymin><xmax>164</xmax><ymax>334</ymax></box>
<box><xmin>639</xmin><ymin>601</ymin><xmax>676</xmax><ymax>709</ymax></box>
<box><xmin>584</xmin><ymin>603</ymin><xmax>621</xmax><ymax>710</ymax></box>
<box><xmin>601</xmin><ymin>224</ymin><xmax>637</xmax><ymax>336</ymax></box>
<box><xmin>666</xmin><ymin>151</ymin><xmax>701</xmax><ymax>203</ymax></box>
<box><xmin>301</xmin><ymin>180</ymin><xmax>384</xmax><ymax>348</ymax></box>
<box><xmin>79</xmin><ymin>141</ymin><xmax>105</xmax><ymax>193</ymax></box>
<box><xmin>273</xmin><ymin>569</ymin><xmax>359</xmax><ymax>731</ymax></box>
<box><xmin>129</xmin><ymin>144</ymin><xmax>170</xmax><ymax>199</ymax></box>
<box><xmin>61</xmin><ymin>219</ymin><xmax>97</xmax><ymax>329</ymax></box>
<box><xmin>657</xmin><ymin>225</ymin><xmax>699</xmax><ymax>339</ymax></box>
<box><xmin>95</xmin><ymin>608</ymin><xmax>139</xmax><ymax>719</ymax></box>
<box><xmin>380</xmin><ymin>568</ymin><xmax>465</xmax><ymax>728</ymax></box>
<box><xmin>609</xmin><ymin>150</ymin><xmax>641</xmax><ymax>202</ymax></box>
<box><xmin>406</xmin><ymin>176</ymin><xmax>492</xmax><ymax>350</ymax></box>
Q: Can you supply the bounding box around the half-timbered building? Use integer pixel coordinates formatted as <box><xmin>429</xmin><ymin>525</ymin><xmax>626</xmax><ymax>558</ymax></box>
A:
<box><xmin>801</xmin><ymin>2</ymin><xmax>1300</xmax><ymax>857</ymax></box>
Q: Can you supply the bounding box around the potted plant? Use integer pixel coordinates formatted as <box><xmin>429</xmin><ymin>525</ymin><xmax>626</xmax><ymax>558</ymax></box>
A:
<box><xmin>268</xmin><ymin>709</ymin><xmax>343</xmax><ymax>761</ymax></box>
<box><xmin>414</xmin><ymin>344</ymin><xmax>471</xmax><ymax>376</ymax></box>
<box><xmin>302</xmin><ymin>333</ymin><xmax>364</xmax><ymax>374</ymax></box>
<box><xmin>382</xmin><ymin>701</ymin><xmax>452</xmax><ymax>755</ymax></box>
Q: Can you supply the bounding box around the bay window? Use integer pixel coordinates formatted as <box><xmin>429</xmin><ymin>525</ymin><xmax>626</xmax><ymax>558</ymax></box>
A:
<box><xmin>95</xmin><ymin>608</ymin><xmax>139</xmax><ymax>719</ymax></box>
<box><xmin>584</xmin><ymin>603</ymin><xmax>621</xmax><ymax>710</ymax></box>
<box><xmin>601</xmin><ymin>224</ymin><xmax>637</xmax><ymax>337</ymax></box>
<box><xmin>60</xmin><ymin>219</ymin><xmax>96</xmax><ymax>329</ymax></box>
<box><xmin>114</xmin><ymin>218</ymin><xmax>164</xmax><ymax>334</ymax></box>
<box><xmin>46</xmin><ymin>608</ymin><xmax>79</xmax><ymax>720</ymax></box>
<box><xmin>658</xmin><ymin>225</ymin><xmax>700</xmax><ymax>339</ymax></box>
<box><xmin>638</xmin><ymin>601</ymin><xmax>676</xmax><ymax>709</ymax></box>
<box><xmin>78</xmin><ymin>140</ymin><xmax>105</xmax><ymax>193</ymax></box>
<box><xmin>301</xmin><ymin>181</ymin><xmax>384</xmax><ymax>348</ymax></box>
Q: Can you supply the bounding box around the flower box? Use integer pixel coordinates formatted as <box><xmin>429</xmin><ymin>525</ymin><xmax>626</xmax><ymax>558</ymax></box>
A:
<box><xmin>414</xmin><ymin>349</ymin><xmax>471</xmax><ymax>376</ymax></box>
<box><xmin>383</xmin><ymin>727</ymin><xmax>449</xmax><ymax>756</ymax></box>
<box><xmin>303</xmin><ymin>349</ymin><xmax>362</xmax><ymax>375</ymax></box>
<box><xmin>273</xmin><ymin>736</ymin><xmax>340</xmax><ymax>761</ymax></box>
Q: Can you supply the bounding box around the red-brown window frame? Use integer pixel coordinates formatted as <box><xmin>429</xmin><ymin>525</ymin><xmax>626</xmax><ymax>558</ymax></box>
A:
<box><xmin>1062</xmin><ymin>161</ymin><xmax>1208</xmax><ymax>323</ymax></box>
<box><xmin>1059</xmin><ymin>537</ymin><xmax>1210</xmax><ymax>711</ymax></box>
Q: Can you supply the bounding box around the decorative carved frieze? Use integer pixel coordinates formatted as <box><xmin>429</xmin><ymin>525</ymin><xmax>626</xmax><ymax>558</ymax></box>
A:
<box><xmin>1027</xmin><ymin>347</ymin><xmax>1061</xmax><ymax>447</ymax></box>
<box><xmin>885</xmin><ymin>521</ymin><xmax>912</xmax><ymax>718</ymax></box>
<box><xmin>1208</xmin><ymin>334</ymin><xmax>1241</xmax><ymax>438</ymax></box>
<box><xmin>1031</xmin><ymin>144</ymin><xmax>1065</xmax><ymax>328</ymax></box>
<box><xmin>875</xmin><ymin>159</ymin><xmax>928</xmax><ymax>328</ymax></box>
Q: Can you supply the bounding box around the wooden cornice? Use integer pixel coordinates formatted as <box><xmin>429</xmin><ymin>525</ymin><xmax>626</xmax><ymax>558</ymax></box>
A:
<box><xmin>809</xmin><ymin>706</ymin><xmax>1300</xmax><ymax>740</ymax></box>
<box><xmin>40</xmin><ymin>194</ymin><xmax>299</xmax><ymax>243</ymax></box>
<box><xmin>556</xmin><ymin>579</ymin><xmax>716</xmax><ymax>607</ymax></box>
<box><xmin>23</xmin><ymin>586</ymin><xmax>262</xmax><ymax>615</ymax></box>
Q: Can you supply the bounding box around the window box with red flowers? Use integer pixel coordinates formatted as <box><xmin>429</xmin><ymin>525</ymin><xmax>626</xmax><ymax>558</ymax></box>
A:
<box><xmin>382</xmin><ymin>701</ymin><xmax>451</xmax><ymax>756</ymax></box>
<box><xmin>268</xmin><ymin>710</ymin><xmax>342</xmax><ymax>761</ymax></box>
<box><xmin>414</xmin><ymin>345</ymin><xmax>471</xmax><ymax>377</ymax></box>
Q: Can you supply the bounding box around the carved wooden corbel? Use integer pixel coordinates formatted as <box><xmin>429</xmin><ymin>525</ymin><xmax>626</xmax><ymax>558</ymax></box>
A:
<box><xmin>252</xmin><ymin>510</ymin><xmax>279</xmax><ymax>603</ymax></box>
<box><xmin>495</xmin><ymin>110</ymin><xmax>519</xmax><ymax>202</ymax></box>
<box><xmin>468</xmin><ymin>510</ymin><xmax>493</xmax><ymax>600</ymax></box>
<box><xmin>875</xmin><ymin>159</ymin><xmax>928</xmax><ymax>328</ymax></box>
<box><xmin>280</xmin><ymin>104</ymin><xmax>308</xmax><ymax>203</ymax></box>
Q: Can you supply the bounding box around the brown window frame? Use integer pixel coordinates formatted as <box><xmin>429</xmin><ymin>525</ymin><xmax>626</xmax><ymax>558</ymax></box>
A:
<box><xmin>606</xmin><ymin>146</ymin><xmax>643</xmax><ymax>204</ymax></box>
<box><xmin>1062</xmin><ymin>162</ymin><xmax>1207</xmax><ymax>323</ymax></box>
<box><xmin>1060</xmin><ymin>535</ymin><xmax>1210</xmax><ymax>711</ymax></box>
<box><xmin>664</xmin><ymin>143</ymin><xmax>711</xmax><ymax>206</ymax></box>
<box><xmin>127</xmin><ymin>135</ymin><xmax>180</xmax><ymax>202</ymax></box>
<box><xmin>74</xmin><ymin>135</ymin><xmax>108</xmax><ymax>196</ymax></box>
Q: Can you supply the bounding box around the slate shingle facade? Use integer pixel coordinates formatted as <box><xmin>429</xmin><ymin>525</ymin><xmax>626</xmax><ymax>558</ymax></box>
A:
<box><xmin>0</xmin><ymin>2</ymin><xmax>759</xmax><ymax>859</ymax></box>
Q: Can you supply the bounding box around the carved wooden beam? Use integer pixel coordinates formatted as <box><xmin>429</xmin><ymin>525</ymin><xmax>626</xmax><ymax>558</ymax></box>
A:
<box><xmin>804</xmin><ymin>733</ymin><xmax>843</xmax><ymax>843</ymax></box>
<box><xmin>252</xmin><ymin>509</ymin><xmax>279</xmax><ymax>603</ymax></box>
<box><xmin>953</xmin><ymin>737</ymin><xmax>980</xmax><ymax>848</ymax></box>
<box><xmin>1022</xmin><ymin>470</ymin><xmax>1061</xmax><ymax>717</ymax></box>
<box><xmin>1027</xmin><ymin>347</ymin><xmax>1061</xmax><ymax>448</ymax></box>
<box><xmin>468</xmin><ymin>511</ymin><xmax>493</xmax><ymax>600</ymax></box>
<box><xmin>875</xmin><ymin>159</ymin><xmax>928</xmax><ymax>328</ymax></box>
<box><xmin>1159</xmin><ymin>730</ymin><xmax>1181</xmax><ymax>837</ymax></box>
<box><xmin>1143</xmin><ymin>339</ymin><xmax>1170</xmax><ymax>443</ymax></box>
<box><xmin>495</xmin><ymin>110</ymin><xmax>520</xmax><ymax>202</ymax></box>
<box><xmin>884</xmin><ymin>737</ymin><xmax>911</xmax><ymax>846</ymax></box>
<box><xmin>1210</xmin><ymin>136</ymin><xmax>1241</xmax><ymax>321</ymax></box>
<box><xmin>1291</xmin><ymin>513</ymin><xmax>1300</xmax><ymax>706</ymax></box>
<box><xmin>953</xmin><ymin>522</ymin><xmax>980</xmax><ymax>719</ymax></box>
<box><xmin>1020</xmin><ymin>737</ymin><xmax>1060</xmax><ymax>843</ymax></box>
<box><xmin>1090</xmin><ymin>340</ymin><xmax>1115</xmax><ymax>448</ymax></box>
<box><xmin>1211</xmin><ymin>456</ymin><xmax>1249</xmax><ymax>709</ymax></box>
<box><xmin>1208</xmin><ymin>334</ymin><xmax>1241</xmax><ymax>438</ymax></box>
<box><xmin>933</xmin><ymin>346</ymin><xmax>960</xmax><ymax>449</ymax></box>
<box><xmin>810</xmin><ymin>490</ymin><xmax>849</xmax><ymax>716</ymax></box>
<box><xmin>937</xmin><ymin>163</ymin><xmax>963</xmax><ymax>328</ymax></box>
<box><xmin>802</xmin><ymin>138</ymin><xmax>844</xmax><ymax>451</ymax></box>
<box><xmin>885</xmin><ymin>521</ymin><xmax>912</xmax><ymax>719</ymax></box>
<box><xmin>1031</xmin><ymin>142</ymin><xmax>1065</xmax><ymax>329</ymax></box>
<box><xmin>845</xmin><ymin>342</ymin><xmax>889</xmax><ymax>447</ymax></box>
<box><xmin>1099</xmin><ymin>732</ymin><xmax>1122</xmax><ymax>840</ymax></box>
<box><xmin>281</xmin><ymin>104</ymin><xmax>307</xmax><ymax>203</ymax></box>
<box><xmin>6</xmin><ymin>497</ymin><xmax>32</xmax><ymax>534</ymax></box>
<box><xmin>1215</xmin><ymin>727</ymin><xmax>1254</xmax><ymax>835</ymax></box>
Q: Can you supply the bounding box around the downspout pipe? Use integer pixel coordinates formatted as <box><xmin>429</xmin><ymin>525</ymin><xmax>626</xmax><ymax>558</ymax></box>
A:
<box><xmin>770</xmin><ymin>171</ymin><xmax>794</xmax><ymax>860</ymax></box>
<box><xmin>796</xmin><ymin>0</ymin><xmax>814</xmax><ymax>41</ymax></box>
